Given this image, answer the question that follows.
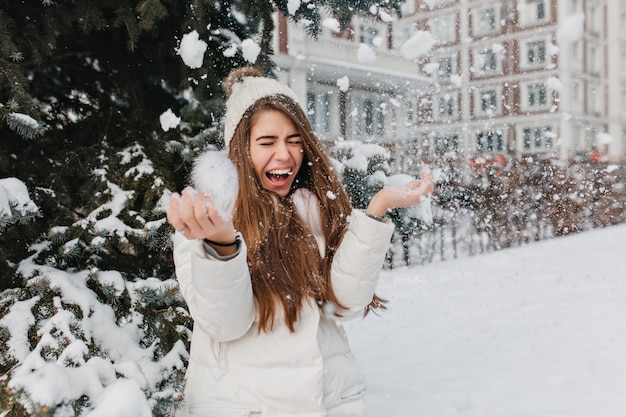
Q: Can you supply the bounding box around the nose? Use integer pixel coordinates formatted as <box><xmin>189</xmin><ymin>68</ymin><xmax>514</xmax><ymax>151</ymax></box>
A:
<box><xmin>273</xmin><ymin>141</ymin><xmax>290</xmax><ymax>161</ymax></box>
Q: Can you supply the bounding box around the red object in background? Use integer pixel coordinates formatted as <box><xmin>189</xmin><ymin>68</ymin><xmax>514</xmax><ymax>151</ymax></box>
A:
<box><xmin>589</xmin><ymin>152</ymin><xmax>607</xmax><ymax>163</ymax></box>
<box><xmin>470</xmin><ymin>154</ymin><xmax>507</xmax><ymax>168</ymax></box>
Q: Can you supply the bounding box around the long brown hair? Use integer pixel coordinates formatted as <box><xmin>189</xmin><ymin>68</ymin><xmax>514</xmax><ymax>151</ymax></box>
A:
<box><xmin>226</xmin><ymin>67</ymin><xmax>384</xmax><ymax>332</ymax></box>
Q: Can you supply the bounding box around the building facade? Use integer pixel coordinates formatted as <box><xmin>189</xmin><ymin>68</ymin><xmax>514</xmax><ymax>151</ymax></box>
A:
<box><xmin>272</xmin><ymin>0</ymin><xmax>625</xmax><ymax>180</ymax></box>
<box><xmin>406</xmin><ymin>0</ymin><xmax>626</xmax><ymax>174</ymax></box>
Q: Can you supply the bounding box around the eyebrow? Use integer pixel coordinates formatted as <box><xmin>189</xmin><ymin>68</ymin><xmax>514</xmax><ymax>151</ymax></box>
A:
<box><xmin>255</xmin><ymin>132</ymin><xmax>302</xmax><ymax>141</ymax></box>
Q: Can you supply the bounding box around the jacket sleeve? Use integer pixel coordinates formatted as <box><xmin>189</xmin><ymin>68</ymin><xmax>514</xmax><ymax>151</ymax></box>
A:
<box><xmin>172</xmin><ymin>232</ymin><xmax>256</xmax><ymax>342</ymax></box>
<box><xmin>330</xmin><ymin>210</ymin><xmax>394</xmax><ymax>319</ymax></box>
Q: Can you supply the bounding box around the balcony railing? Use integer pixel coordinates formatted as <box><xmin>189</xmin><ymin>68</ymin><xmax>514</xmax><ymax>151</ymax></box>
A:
<box><xmin>299</xmin><ymin>36</ymin><xmax>419</xmax><ymax>75</ymax></box>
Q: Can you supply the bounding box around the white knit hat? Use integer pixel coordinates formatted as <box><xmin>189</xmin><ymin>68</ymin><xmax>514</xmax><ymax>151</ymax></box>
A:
<box><xmin>223</xmin><ymin>75</ymin><xmax>301</xmax><ymax>149</ymax></box>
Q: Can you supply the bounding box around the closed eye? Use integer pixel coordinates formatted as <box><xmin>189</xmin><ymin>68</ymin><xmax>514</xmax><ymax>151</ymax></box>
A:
<box><xmin>287</xmin><ymin>133</ymin><xmax>302</xmax><ymax>145</ymax></box>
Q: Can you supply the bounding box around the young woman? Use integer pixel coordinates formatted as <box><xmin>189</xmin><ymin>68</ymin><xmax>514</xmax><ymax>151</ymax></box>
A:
<box><xmin>167</xmin><ymin>67</ymin><xmax>433</xmax><ymax>417</ymax></box>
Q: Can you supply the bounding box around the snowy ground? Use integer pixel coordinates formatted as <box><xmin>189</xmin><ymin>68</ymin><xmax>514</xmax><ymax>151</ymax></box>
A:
<box><xmin>347</xmin><ymin>223</ymin><xmax>626</xmax><ymax>417</ymax></box>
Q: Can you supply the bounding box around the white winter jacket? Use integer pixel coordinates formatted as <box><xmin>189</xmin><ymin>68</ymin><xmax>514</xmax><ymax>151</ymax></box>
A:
<box><xmin>173</xmin><ymin>189</ymin><xmax>394</xmax><ymax>417</ymax></box>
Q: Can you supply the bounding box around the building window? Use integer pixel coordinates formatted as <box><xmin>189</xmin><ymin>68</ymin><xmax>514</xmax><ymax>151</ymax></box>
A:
<box><xmin>536</xmin><ymin>0</ymin><xmax>546</xmax><ymax>20</ymax></box>
<box><xmin>478</xmin><ymin>49</ymin><xmax>498</xmax><ymax>72</ymax></box>
<box><xmin>352</xmin><ymin>96</ymin><xmax>385</xmax><ymax>137</ymax></box>
<box><xmin>527</xmin><ymin>40</ymin><xmax>547</xmax><ymax>65</ymax></box>
<box><xmin>438</xmin><ymin>56</ymin><xmax>453</xmax><ymax>79</ymax></box>
<box><xmin>521</xmin><ymin>0</ymin><xmax>549</xmax><ymax>25</ymax></box>
<box><xmin>438</xmin><ymin>94</ymin><xmax>455</xmax><ymax>117</ymax></box>
<box><xmin>359</xmin><ymin>25</ymin><xmax>379</xmax><ymax>46</ymax></box>
<box><xmin>528</xmin><ymin>83</ymin><xmax>547</xmax><ymax>107</ymax></box>
<box><xmin>477</xmin><ymin>131</ymin><xmax>504</xmax><ymax>152</ymax></box>
<box><xmin>589</xmin><ymin>86</ymin><xmax>600</xmax><ymax>113</ymax></box>
<box><xmin>589</xmin><ymin>6</ymin><xmax>597</xmax><ymax>32</ymax></box>
<box><xmin>434</xmin><ymin>135</ymin><xmax>459</xmax><ymax>157</ymax></box>
<box><xmin>429</xmin><ymin>16</ymin><xmax>456</xmax><ymax>44</ymax></box>
<box><xmin>477</xmin><ymin>7</ymin><xmax>498</xmax><ymax>33</ymax></box>
<box><xmin>523</xmin><ymin>126</ymin><xmax>553</xmax><ymax>152</ymax></box>
<box><xmin>405</xmin><ymin>101</ymin><xmax>415</xmax><ymax>125</ymax></box>
<box><xmin>589</xmin><ymin>46</ymin><xmax>599</xmax><ymax>73</ymax></box>
<box><xmin>572</xmin><ymin>80</ymin><xmax>580</xmax><ymax>101</ymax></box>
<box><xmin>480</xmin><ymin>90</ymin><xmax>498</xmax><ymax>113</ymax></box>
<box><xmin>307</xmin><ymin>92</ymin><xmax>330</xmax><ymax>134</ymax></box>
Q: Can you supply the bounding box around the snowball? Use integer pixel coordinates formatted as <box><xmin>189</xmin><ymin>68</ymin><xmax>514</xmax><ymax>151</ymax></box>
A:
<box><xmin>322</xmin><ymin>18</ymin><xmax>341</xmax><ymax>33</ymax></box>
<box><xmin>336</xmin><ymin>76</ymin><xmax>350</xmax><ymax>92</ymax></box>
<box><xmin>287</xmin><ymin>0</ymin><xmax>301</xmax><ymax>15</ymax></box>
<box><xmin>223</xmin><ymin>43</ymin><xmax>238</xmax><ymax>58</ymax></box>
<box><xmin>400</xmin><ymin>31</ymin><xmax>436</xmax><ymax>61</ymax></box>
<box><xmin>548</xmin><ymin>43</ymin><xmax>560</xmax><ymax>56</ymax></box>
<box><xmin>191</xmin><ymin>150</ymin><xmax>239</xmax><ymax>218</ymax></box>
<box><xmin>423</xmin><ymin>62</ymin><xmax>439</xmax><ymax>74</ymax></box>
<box><xmin>379</xmin><ymin>10</ymin><xmax>393</xmax><ymax>23</ymax></box>
<box><xmin>546</xmin><ymin>76</ymin><xmax>563</xmax><ymax>93</ymax></box>
<box><xmin>159</xmin><ymin>108</ymin><xmax>181</xmax><ymax>132</ymax></box>
<box><xmin>357</xmin><ymin>43</ymin><xmax>376</xmax><ymax>64</ymax></box>
<box><xmin>326</xmin><ymin>190</ymin><xmax>336</xmax><ymax>200</ymax></box>
<box><xmin>556</xmin><ymin>13</ymin><xmax>585</xmax><ymax>44</ymax></box>
<box><xmin>241</xmin><ymin>38</ymin><xmax>261</xmax><ymax>64</ymax></box>
<box><xmin>177</xmin><ymin>30</ymin><xmax>207</xmax><ymax>69</ymax></box>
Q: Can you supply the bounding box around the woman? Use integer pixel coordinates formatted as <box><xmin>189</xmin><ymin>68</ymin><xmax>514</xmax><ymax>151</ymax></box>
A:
<box><xmin>167</xmin><ymin>67</ymin><xmax>433</xmax><ymax>416</ymax></box>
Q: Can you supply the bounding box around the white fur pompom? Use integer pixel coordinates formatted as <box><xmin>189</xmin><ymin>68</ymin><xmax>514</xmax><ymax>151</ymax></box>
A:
<box><xmin>191</xmin><ymin>150</ymin><xmax>239</xmax><ymax>218</ymax></box>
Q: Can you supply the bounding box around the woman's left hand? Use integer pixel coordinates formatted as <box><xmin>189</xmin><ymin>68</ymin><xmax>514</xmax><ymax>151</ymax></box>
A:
<box><xmin>366</xmin><ymin>165</ymin><xmax>434</xmax><ymax>218</ymax></box>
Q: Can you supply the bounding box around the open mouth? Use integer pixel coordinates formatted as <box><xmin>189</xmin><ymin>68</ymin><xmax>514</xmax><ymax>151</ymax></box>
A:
<box><xmin>266</xmin><ymin>169</ymin><xmax>293</xmax><ymax>185</ymax></box>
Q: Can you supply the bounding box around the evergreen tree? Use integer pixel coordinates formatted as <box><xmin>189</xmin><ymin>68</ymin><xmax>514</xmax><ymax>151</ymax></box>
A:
<box><xmin>0</xmin><ymin>1</ymin><xmax>403</xmax><ymax>415</ymax></box>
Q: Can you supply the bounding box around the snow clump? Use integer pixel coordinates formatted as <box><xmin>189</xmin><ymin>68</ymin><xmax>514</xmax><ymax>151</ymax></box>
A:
<box><xmin>400</xmin><ymin>31</ymin><xmax>436</xmax><ymax>61</ymax></box>
<box><xmin>556</xmin><ymin>13</ymin><xmax>585</xmax><ymax>44</ymax></box>
<box><xmin>357</xmin><ymin>43</ymin><xmax>376</xmax><ymax>64</ymax></box>
<box><xmin>241</xmin><ymin>38</ymin><xmax>261</xmax><ymax>64</ymax></box>
<box><xmin>177</xmin><ymin>30</ymin><xmax>207</xmax><ymax>69</ymax></box>
<box><xmin>337</xmin><ymin>76</ymin><xmax>350</xmax><ymax>92</ymax></box>
<box><xmin>322</xmin><ymin>18</ymin><xmax>341</xmax><ymax>33</ymax></box>
<box><xmin>159</xmin><ymin>108</ymin><xmax>181</xmax><ymax>132</ymax></box>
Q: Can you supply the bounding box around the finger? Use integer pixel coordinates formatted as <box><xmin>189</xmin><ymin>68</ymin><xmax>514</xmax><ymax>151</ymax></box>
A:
<box><xmin>404</xmin><ymin>179</ymin><xmax>422</xmax><ymax>192</ymax></box>
<box><xmin>204</xmin><ymin>196</ymin><xmax>229</xmax><ymax>228</ymax></box>
<box><xmin>193</xmin><ymin>192</ymin><xmax>218</xmax><ymax>232</ymax></box>
<box><xmin>180</xmin><ymin>187</ymin><xmax>203</xmax><ymax>235</ymax></box>
<box><xmin>420</xmin><ymin>167</ymin><xmax>433</xmax><ymax>182</ymax></box>
<box><xmin>166</xmin><ymin>193</ymin><xmax>186</xmax><ymax>231</ymax></box>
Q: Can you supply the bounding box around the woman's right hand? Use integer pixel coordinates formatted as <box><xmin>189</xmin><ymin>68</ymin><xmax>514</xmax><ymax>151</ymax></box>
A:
<box><xmin>167</xmin><ymin>187</ymin><xmax>238</xmax><ymax>249</ymax></box>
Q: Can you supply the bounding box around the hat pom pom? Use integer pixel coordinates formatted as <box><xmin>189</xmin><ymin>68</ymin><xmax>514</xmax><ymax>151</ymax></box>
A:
<box><xmin>225</xmin><ymin>66</ymin><xmax>263</xmax><ymax>98</ymax></box>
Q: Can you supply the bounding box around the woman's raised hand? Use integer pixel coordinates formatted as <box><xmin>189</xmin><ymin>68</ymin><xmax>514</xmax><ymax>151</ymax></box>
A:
<box><xmin>366</xmin><ymin>165</ymin><xmax>435</xmax><ymax>218</ymax></box>
<box><xmin>167</xmin><ymin>186</ymin><xmax>237</xmax><ymax>245</ymax></box>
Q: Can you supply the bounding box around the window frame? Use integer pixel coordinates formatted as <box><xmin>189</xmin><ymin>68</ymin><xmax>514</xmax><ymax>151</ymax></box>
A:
<box><xmin>527</xmin><ymin>83</ymin><xmax>548</xmax><ymax>108</ymax></box>
<box><xmin>522</xmin><ymin>126</ymin><xmax>554</xmax><ymax>153</ymax></box>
